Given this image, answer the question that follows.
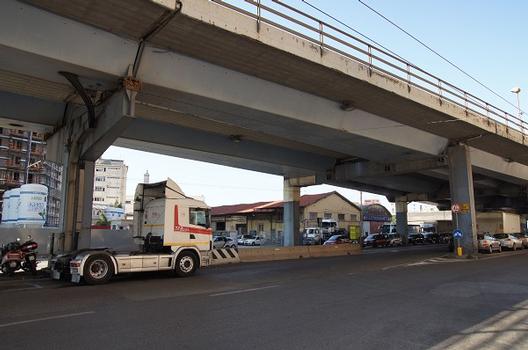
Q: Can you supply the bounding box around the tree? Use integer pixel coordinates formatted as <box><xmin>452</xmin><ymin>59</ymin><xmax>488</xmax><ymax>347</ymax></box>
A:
<box><xmin>96</xmin><ymin>212</ymin><xmax>111</xmax><ymax>226</ymax></box>
<box><xmin>114</xmin><ymin>200</ymin><xmax>123</xmax><ymax>208</ymax></box>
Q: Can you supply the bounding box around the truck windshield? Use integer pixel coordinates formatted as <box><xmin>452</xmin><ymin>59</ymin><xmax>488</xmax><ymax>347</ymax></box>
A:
<box><xmin>189</xmin><ymin>208</ymin><xmax>210</xmax><ymax>228</ymax></box>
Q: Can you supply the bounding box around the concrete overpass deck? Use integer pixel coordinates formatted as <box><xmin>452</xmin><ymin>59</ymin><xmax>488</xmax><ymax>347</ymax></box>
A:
<box><xmin>0</xmin><ymin>0</ymin><xmax>527</xmax><ymax>252</ymax></box>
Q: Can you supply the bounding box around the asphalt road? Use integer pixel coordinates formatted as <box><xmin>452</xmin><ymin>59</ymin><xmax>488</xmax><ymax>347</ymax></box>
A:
<box><xmin>1</xmin><ymin>245</ymin><xmax>528</xmax><ymax>350</ymax></box>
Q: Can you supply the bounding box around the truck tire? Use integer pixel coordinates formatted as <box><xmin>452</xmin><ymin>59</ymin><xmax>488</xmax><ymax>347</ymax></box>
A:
<box><xmin>83</xmin><ymin>254</ymin><xmax>114</xmax><ymax>285</ymax></box>
<box><xmin>175</xmin><ymin>251</ymin><xmax>197</xmax><ymax>277</ymax></box>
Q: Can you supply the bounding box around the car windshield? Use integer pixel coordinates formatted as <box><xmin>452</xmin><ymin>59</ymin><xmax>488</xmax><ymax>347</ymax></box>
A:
<box><xmin>494</xmin><ymin>234</ymin><xmax>508</xmax><ymax>239</ymax></box>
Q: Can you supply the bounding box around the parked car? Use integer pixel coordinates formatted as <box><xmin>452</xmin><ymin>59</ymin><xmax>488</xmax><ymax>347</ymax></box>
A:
<box><xmin>303</xmin><ymin>227</ymin><xmax>323</xmax><ymax>245</ymax></box>
<box><xmin>388</xmin><ymin>233</ymin><xmax>402</xmax><ymax>247</ymax></box>
<box><xmin>408</xmin><ymin>233</ymin><xmax>425</xmax><ymax>245</ymax></box>
<box><xmin>244</xmin><ymin>236</ymin><xmax>264</xmax><ymax>246</ymax></box>
<box><xmin>237</xmin><ymin>234</ymin><xmax>253</xmax><ymax>246</ymax></box>
<box><xmin>213</xmin><ymin>236</ymin><xmax>236</xmax><ymax>249</ymax></box>
<box><xmin>512</xmin><ymin>233</ymin><xmax>528</xmax><ymax>248</ymax></box>
<box><xmin>371</xmin><ymin>234</ymin><xmax>390</xmax><ymax>247</ymax></box>
<box><xmin>362</xmin><ymin>234</ymin><xmax>376</xmax><ymax>247</ymax></box>
<box><xmin>493</xmin><ymin>233</ymin><xmax>523</xmax><ymax>251</ymax></box>
<box><xmin>423</xmin><ymin>232</ymin><xmax>440</xmax><ymax>244</ymax></box>
<box><xmin>323</xmin><ymin>235</ymin><xmax>351</xmax><ymax>245</ymax></box>
<box><xmin>477</xmin><ymin>234</ymin><xmax>501</xmax><ymax>253</ymax></box>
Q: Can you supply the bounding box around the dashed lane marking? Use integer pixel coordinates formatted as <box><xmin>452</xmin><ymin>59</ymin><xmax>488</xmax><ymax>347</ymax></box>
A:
<box><xmin>0</xmin><ymin>311</ymin><xmax>95</xmax><ymax>328</ymax></box>
<box><xmin>209</xmin><ymin>285</ymin><xmax>280</xmax><ymax>297</ymax></box>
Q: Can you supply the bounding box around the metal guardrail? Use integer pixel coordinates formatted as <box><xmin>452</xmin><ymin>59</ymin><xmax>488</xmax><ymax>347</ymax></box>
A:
<box><xmin>211</xmin><ymin>0</ymin><xmax>527</xmax><ymax>135</ymax></box>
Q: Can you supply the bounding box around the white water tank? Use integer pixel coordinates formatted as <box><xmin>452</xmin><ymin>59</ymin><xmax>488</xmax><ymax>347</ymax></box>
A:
<box><xmin>8</xmin><ymin>188</ymin><xmax>20</xmax><ymax>226</ymax></box>
<box><xmin>18</xmin><ymin>184</ymin><xmax>48</xmax><ymax>227</ymax></box>
<box><xmin>103</xmin><ymin>207</ymin><xmax>125</xmax><ymax>221</ymax></box>
<box><xmin>1</xmin><ymin>190</ymin><xmax>12</xmax><ymax>225</ymax></box>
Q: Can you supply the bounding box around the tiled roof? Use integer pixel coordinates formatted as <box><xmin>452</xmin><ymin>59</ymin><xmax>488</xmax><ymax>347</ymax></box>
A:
<box><xmin>211</xmin><ymin>192</ymin><xmax>342</xmax><ymax>216</ymax></box>
<box><xmin>211</xmin><ymin>201</ymin><xmax>270</xmax><ymax>216</ymax></box>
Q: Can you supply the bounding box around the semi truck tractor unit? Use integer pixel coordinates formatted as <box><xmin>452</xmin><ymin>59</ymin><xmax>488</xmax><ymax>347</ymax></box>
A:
<box><xmin>52</xmin><ymin>179</ymin><xmax>213</xmax><ymax>284</ymax></box>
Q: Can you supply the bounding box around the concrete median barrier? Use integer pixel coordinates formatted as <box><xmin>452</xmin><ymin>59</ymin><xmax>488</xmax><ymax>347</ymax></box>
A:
<box><xmin>238</xmin><ymin>244</ymin><xmax>361</xmax><ymax>263</ymax></box>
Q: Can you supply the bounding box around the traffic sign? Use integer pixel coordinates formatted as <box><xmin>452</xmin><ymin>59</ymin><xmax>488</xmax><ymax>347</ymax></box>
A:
<box><xmin>451</xmin><ymin>203</ymin><xmax>460</xmax><ymax>213</ymax></box>
<box><xmin>453</xmin><ymin>229</ymin><xmax>463</xmax><ymax>239</ymax></box>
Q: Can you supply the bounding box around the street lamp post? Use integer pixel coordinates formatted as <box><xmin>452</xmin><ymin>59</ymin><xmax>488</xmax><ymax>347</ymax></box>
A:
<box><xmin>511</xmin><ymin>87</ymin><xmax>522</xmax><ymax>118</ymax></box>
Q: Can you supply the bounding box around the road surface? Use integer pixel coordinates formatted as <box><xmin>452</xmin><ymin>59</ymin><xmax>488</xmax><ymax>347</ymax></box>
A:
<box><xmin>1</xmin><ymin>245</ymin><xmax>527</xmax><ymax>349</ymax></box>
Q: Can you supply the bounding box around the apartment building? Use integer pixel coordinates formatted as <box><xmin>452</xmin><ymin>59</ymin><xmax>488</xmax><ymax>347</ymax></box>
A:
<box><xmin>93</xmin><ymin>159</ymin><xmax>127</xmax><ymax>207</ymax></box>
<box><xmin>0</xmin><ymin>128</ymin><xmax>62</xmax><ymax>226</ymax></box>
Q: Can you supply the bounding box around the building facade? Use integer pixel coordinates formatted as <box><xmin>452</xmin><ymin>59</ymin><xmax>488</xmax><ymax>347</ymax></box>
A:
<box><xmin>93</xmin><ymin>159</ymin><xmax>127</xmax><ymax>207</ymax></box>
<box><xmin>211</xmin><ymin>192</ymin><xmax>361</xmax><ymax>243</ymax></box>
<box><xmin>0</xmin><ymin>128</ymin><xmax>62</xmax><ymax>226</ymax></box>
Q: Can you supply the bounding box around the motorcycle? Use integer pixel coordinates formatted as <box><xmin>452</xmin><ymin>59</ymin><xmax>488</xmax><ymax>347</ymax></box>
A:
<box><xmin>0</xmin><ymin>236</ymin><xmax>38</xmax><ymax>276</ymax></box>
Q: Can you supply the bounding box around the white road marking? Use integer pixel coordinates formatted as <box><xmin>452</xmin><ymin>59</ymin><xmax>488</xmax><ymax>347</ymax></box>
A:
<box><xmin>0</xmin><ymin>311</ymin><xmax>95</xmax><ymax>328</ymax></box>
<box><xmin>209</xmin><ymin>285</ymin><xmax>280</xmax><ymax>297</ymax></box>
<box><xmin>1</xmin><ymin>283</ymin><xmax>43</xmax><ymax>293</ymax></box>
<box><xmin>382</xmin><ymin>256</ymin><xmax>468</xmax><ymax>270</ymax></box>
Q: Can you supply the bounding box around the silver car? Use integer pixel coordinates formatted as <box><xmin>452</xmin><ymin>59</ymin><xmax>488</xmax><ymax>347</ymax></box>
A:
<box><xmin>478</xmin><ymin>234</ymin><xmax>501</xmax><ymax>253</ymax></box>
<box><xmin>512</xmin><ymin>233</ymin><xmax>528</xmax><ymax>248</ymax></box>
<box><xmin>493</xmin><ymin>233</ymin><xmax>523</xmax><ymax>251</ymax></box>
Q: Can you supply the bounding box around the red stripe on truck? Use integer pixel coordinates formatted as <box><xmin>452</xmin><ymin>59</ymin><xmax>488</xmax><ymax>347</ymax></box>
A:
<box><xmin>173</xmin><ymin>204</ymin><xmax>212</xmax><ymax>235</ymax></box>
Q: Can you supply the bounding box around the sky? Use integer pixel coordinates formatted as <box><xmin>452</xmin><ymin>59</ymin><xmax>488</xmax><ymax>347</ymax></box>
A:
<box><xmin>102</xmin><ymin>0</ymin><xmax>527</xmax><ymax>208</ymax></box>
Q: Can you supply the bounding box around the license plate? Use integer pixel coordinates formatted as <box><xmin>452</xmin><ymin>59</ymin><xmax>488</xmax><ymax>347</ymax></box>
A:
<box><xmin>71</xmin><ymin>274</ymin><xmax>81</xmax><ymax>283</ymax></box>
<box><xmin>52</xmin><ymin>270</ymin><xmax>61</xmax><ymax>280</ymax></box>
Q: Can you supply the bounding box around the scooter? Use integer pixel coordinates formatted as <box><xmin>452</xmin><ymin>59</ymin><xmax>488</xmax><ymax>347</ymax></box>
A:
<box><xmin>0</xmin><ymin>236</ymin><xmax>38</xmax><ymax>276</ymax></box>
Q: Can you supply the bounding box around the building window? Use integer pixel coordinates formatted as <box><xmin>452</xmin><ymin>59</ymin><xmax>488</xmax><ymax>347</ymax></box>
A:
<box><xmin>258</xmin><ymin>224</ymin><xmax>264</xmax><ymax>232</ymax></box>
<box><xmin>309</xmin><ymin>212</ymin><xmax>317</xmax><ymax>220</ymax></box>
<box><xmin>94</xmin><ymin>186</ymin><xmax>105</xmax><ymax>192</ymax></box>
<box><xmin>338</xmin><ymin>213</ymin><xmax>345</xmax><ymax>221</ymax></box>
<box><xmin>324</xmin><ymin>212</ymin><xmax>332</xmax><ymax>219</ymax></box>
<box><xmin>350</xmin><ymin>214</ymin><xmax>358</xmax><ymax>221</ymax></box>
<box><xmin>95</xmin><ymin>176</ymin><xmax>105</xmax><ymax>182</ymax></box>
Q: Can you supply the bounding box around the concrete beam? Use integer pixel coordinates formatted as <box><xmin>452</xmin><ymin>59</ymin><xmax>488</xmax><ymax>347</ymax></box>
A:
<box><xmin>120</xmin><ymin>118</ymin><xmax>336</xmax><ymax>173</ymax></box>
<box><xmin>0</xmin><ymin>90</ymin><xmax>64</xmax><ymax>130</ymax></box>
<box><xmin>334</xmin><ymin>158</ymin><xmax>447</xmax><ymax>179</ymax></box>
<box><xmin>80</xmin><ymin>91</ymin><xmax>135</xmax><ymax>161</ymax></box>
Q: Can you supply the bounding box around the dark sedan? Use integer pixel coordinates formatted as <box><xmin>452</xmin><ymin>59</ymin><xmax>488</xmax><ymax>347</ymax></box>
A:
<box><xmin>408</xmin><ymin>233</ymin><xmax>425</xmax><ymax>245</ymax></box>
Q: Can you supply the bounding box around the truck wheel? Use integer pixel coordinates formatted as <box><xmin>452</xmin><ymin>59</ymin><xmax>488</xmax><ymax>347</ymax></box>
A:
<box><xmin>83</xmin><ymin>254</ymin><xmax>114</xmax><ymax>285</ymax></box>
<box><xmin>175</xmin><ymin>251</ymin><xmax>197</xmax><ymax>277</ymax></box>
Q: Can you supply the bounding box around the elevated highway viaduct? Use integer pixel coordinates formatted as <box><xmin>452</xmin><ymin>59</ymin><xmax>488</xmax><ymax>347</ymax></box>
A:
<box><xmin>0</xmin><ymin>0</ymin><xmax>527</xmax><ymax>255</ymax></box>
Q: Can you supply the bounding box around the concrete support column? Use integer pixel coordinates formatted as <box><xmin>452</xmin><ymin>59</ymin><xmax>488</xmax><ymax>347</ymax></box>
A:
<box><xmin>61</xmin><ymin>143</ymin><xmax>81</xmax><ymax>253</ymax></box>
<box><xmin>78</xmin><ymin>160</ymin><xmax>95</xmax><ymax>249</ymax></box>
<box><xmin>520</xmin><ymin>214</ymin><xmax>528</xmax><ymax>235</ymax></box>
<box><xmin>395</xmin><ymin>198</ymin><xmax>408</xmax><ymax>245</ymax></box>
<box><xmin>448</xmin><ymin>144</ymin><xmax>477</xmax><ymax>256</ymax></box>
<box><xmin>283</xmin><ymin>179</ymin><xmax>301</xmax><ymax>247</ymax></box>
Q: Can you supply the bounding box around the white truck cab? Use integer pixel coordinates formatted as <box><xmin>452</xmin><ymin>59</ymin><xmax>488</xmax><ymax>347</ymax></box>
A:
<box><xmin>52</xmin><ymin>178</ymin><xmax>213</xmax><ymax>284</ymax></box>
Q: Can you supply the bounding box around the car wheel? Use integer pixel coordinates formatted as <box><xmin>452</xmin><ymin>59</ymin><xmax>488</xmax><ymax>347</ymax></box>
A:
<box><xmin>498</xmin><ymin>245</ymin><xmax>502</xmax><ymax>253</ymax></box>
<box><xmin>513</xmin><ymin>244</ymin><xmax>517</xmax><ymax>251</ymax></box>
